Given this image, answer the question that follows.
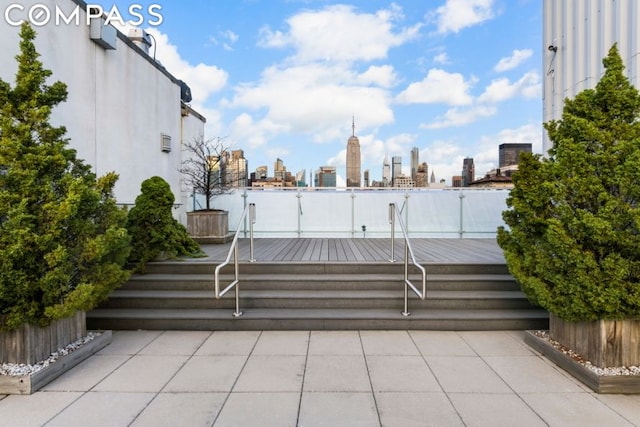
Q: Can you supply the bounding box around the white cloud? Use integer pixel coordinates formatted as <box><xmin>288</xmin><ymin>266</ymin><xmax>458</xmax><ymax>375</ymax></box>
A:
<box><xmin>146</xmin><ymin>29</ymin><xmax>228</xmax><ymax>107</ymax></box>
<box><xmin>228</xmin><ymin>63</ymin><xmax>394</xmax><ymax>143</ymax></box>
<box><xmin>477</xmin><ymin>71</ymin><xmax>541</xmax><ymax>104</ymax></box>
<box><xmin>396</xmin><ymin>69</ymin><xmax>476</xmax><ymax>106</ymax></box>
<box><xmin>421</xmin><ymin>105</ymin><xmax>497</xmax><ymax>129</ymax></box>
<box><xmin>432</xmin><ymin>0</ymin><xmax>496</xmax><ymax>34</ymax></box>
<box><xmin>494</xmin><ymin>49</ymin><xmax>533</xmax><ymax>72</ymax></box>
<box><xmin>358</xmin><ymin>65</ymin><xmax>398</xmax><ymax>88</ymax></box>
<box><xmin>258</xmin><ymin>4</ymin><xmax>421</xmax><ymax>63</ymax></box>
<box><xmin>210</xmin><ymin>29</ymin><xmax>239</xmax><ymax>51</ymax></box>
<box><xmin>228</xmin><ymin>113</ymin><xmax>288</xmax><ymax>149</ymax></box>
<box><xmin>433</xmin><ymin>52</ymin><xmax>450</xmax><ymax>65</ymax></box>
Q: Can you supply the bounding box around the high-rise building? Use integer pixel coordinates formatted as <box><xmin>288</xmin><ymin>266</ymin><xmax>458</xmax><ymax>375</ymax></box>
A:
<box><xmin>452</xmin><ymin>176</ymin><xmax>463</xmax><ymax>187</ymax></box>
<box><xmin>363</xmin><ymin>169</ymin><xmax>370</xmax><ymax>188</ymax></box>
<box><xmin>223</xmin><ymin>149</ymin><xmax>248</xmax><ymax>187</ymax></box>
<box><xmin>274</xmin><ymin>158</ymin><xmax>286</xmax><ymax>181</ymax></box>
<box><xmin>415</xmin><ymin>162</ymin><xmax>428</xmax><ymax>188</ymax></box>
<box><xmin>346</xmin><ymin>117</ymin><xmax>361</xmax><ymax>187</ymax></box>
<box><xmin>295</xmin><ymin>169</ymin><xmax>306</xmax><ymax>187</ymax></box>
<box><xmin>410</xmin><ymin>147</ymin><xmax>419</xmax><ymax>182</ymax></box>
<box><xmin>543</xmin><ymin>0</ymin><xmax>640</xmax><ymax>153</ymax></box>
<box><xmin>255</xmin><ymin>165</ymin><xmax>268</xmax><ymax>180</ymax></box>
<box><xmin>315</xmin><ymin>166</ymin><xmax>336</xmax><ymax>187</ymax></box>
<box><xmin>382</xmin><ymin>154</ymin><xmax>391</xmax><ymax>187</ymax></box>
<box><xmin>498</xmin><ymin>143</ymin><xmax>531</xmax><ymax>168</ymax></box>
<box><xmin>392</xmin><ymin>156</ymin><xmax>402</xmax><ymax>186</ymax></box>
<box><xmin>462</xmin><ymin>157</ymin><xmax>475</xmax><ymax>187</ymax></box>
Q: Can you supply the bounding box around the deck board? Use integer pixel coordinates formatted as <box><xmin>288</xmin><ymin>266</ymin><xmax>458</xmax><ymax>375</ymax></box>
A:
<box><xmin>200</xmin><ymin>238</ymin><xmax>506</xmax><ymax>264</ymax></box>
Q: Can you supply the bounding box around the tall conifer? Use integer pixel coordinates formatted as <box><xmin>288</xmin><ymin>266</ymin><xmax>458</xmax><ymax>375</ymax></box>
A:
<box><xmin>0</xmin><ymin>24</ymin><xmax>131</xmax><ymax>330</ymax></box>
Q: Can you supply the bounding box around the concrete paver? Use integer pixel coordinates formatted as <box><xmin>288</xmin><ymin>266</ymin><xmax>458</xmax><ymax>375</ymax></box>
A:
<box><xmin>1</xmin><ymin>329</ymin><xmax>639</xmax><ymax>426</ymax></box>
<box><xmin>448</xmin><ymin>393</ymin><xmax>547</xmax><ymax>427</ymax></box>
<box><xmin>163</xmin><ymin>355</ymin><xmax>247</xmax><ymax>393</ymax></box>
<box><xmin>366</xmin><ymin>355</ymin><xmax>440</xmax><ymax>392</ymax></box>
<box><xmin>45</xmin><ymin>392</ymin><xmax>155</xmax><ymax>427</ymax></box>
<box><xmin>213</xmin><ymin>392</ymin><xmax>300</xmax><ymax>427</ymax></box>
<box><xmin>130</xmin><ymin>392</ymin><xmax>226</xmax><ymax>427</ymax></box>
<box><xmin>304</xmin><ymin>355</ymin><xmax>371</xmax><ymax>392</ymax></box>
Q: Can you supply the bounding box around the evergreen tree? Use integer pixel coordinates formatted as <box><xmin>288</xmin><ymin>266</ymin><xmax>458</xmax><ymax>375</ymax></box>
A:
<box><xmin>126</xmin><ymin>176</ymin><xmax>202</xmax><ymax>271</ymax></box>
<box><xmin>497</xmin><ymin>44</ymin><xmax>640</xmax><ymax>321</ymax></box>
<box><xmin>0</xmin><ymin>23</ymin><xmax>131</xmax><ymax>330</ymax></box>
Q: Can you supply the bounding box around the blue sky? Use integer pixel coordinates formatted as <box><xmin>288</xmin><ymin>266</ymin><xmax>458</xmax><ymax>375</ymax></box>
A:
<box><xmin>100</xmin><ymin>0</ymin><xmax>543</xmax><ymax>185</ymax></box>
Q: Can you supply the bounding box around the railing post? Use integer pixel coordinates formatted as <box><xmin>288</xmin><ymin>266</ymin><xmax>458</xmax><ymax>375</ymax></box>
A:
<box><xmin>296</xmin><ymin>190</ymin><xmax>302</xmax><ymax>238</ymax></box>
<box><xmin>242</xmin><ymin>189</ymin><xmax>248</xmax><ymax>238</ymax></box>
<box><xmin>402</xmin><ymin>240</ymin><xmax>410</xmax><ymax>317</ymax></box>
<box><xmin>404</xmin><ymin>192</ymin><xmax>410</xmax><ymax>236</ymax></box>
<box><xmin>389</xmin><ymin>203</ymin><xmax>396</xmax><ymax>262</ymax></box>
<box><xmin>232</xmin><ymin>243</ymin><xmax>243</xmax><ymax>317</ymax></box>
<box><xmin>351</xmin><ymin>190</ymin><xmax>356</xmax><ymax>238</ymax></box>
<box><xmin>458</xmin><ymin>192</ymin><xmax>465</xmax><ymax>239</ymax></box>
<box><xmin>249</xmin><ymin>203</ymin><xmax>256</xmax><ymax>262</ymax></box>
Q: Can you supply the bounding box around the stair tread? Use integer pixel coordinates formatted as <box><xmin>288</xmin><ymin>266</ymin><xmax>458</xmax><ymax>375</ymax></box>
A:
<box><xmin>109</xmin><ymin>289</ymin><xmax>527</xmax><ymax>299</ymax></box>
<box><xmin>88</xmin><ymin>307</ymin><xmax>548</xmax><ymax>320</ymax></box>
<box><xmin>128</xmin><ymin>273</ymin><xmax>516</xmax><ymax>281</ymax></box>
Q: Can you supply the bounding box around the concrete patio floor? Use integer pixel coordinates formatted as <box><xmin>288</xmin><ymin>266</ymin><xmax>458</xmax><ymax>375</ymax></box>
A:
<box><xmin>1</xmin><ymin>329</ymin><xmax>639</xmax><ymax>426</ymax></box>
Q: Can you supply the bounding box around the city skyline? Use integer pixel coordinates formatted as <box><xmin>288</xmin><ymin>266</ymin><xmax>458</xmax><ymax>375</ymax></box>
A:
<box><xmin>96</xmin><ymin>0</ymin><xmax>543</xmax><ymax>185</ymax></box>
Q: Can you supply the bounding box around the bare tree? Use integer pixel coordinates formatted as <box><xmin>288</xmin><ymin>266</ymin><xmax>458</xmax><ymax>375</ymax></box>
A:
<box><xmin>180</xmin><ymin>136</ymin><xmax>233</xmax><ymax>211</ymax></box>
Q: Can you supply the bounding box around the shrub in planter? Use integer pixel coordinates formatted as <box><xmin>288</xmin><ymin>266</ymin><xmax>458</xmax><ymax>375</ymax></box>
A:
<box><xmin>497</xmin><ymin>45</ymin><xmax>640</xmax><ymax>367</ymax></box>
<box><xmin>0</xmin><ymin>24</ymin><xmax>131</xmax><ymax>332</ymax></box>
<box><xmin>126</xmin><ymin>176</ymin><xmax>202</xmax><ymax>271</ymax></box>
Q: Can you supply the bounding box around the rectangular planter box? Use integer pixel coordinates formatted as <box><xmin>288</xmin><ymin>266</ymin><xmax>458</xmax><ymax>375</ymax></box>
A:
<box><xmin>550</xmin><ymin>314</ymin><xmax>640</xmax><ymax>368</ymax></box>
<box><xmin>0</xmin><ymin>331</ymin><xmax>111</xmax><ymax>395</ymax></box>
<box><xmin>525</xmin><ymin>331</ymin><xmax>640</xmax><ymax>394</ymax></box>
<box><xmin>0</xmin><ymin>312</ymin><xmax>86</xmax><ymax>365</ymax></box>
<box><xmin>187</xmin><ymin>210</ymin><xmax>232</xmax><ymax>243</ymax></box>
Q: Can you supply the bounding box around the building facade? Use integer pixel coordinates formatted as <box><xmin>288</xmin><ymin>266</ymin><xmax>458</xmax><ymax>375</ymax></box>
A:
<box><xmin>462</xmin><ymin>157</ymin><xmax>475</xmax><ymax>187</ymax></box>
<box><xmin>391</xmin><ymin>156</ymin><xmax>402</xmax><ymax>186</ymax></box>
<box><xmin>410</xmin><ymin>147</ymin><xmax>419</xmax><ymax>183</ymax></box>
<box><xmin>223</xmin><ymin>150</ymin><xmax>249</xmax><ymax>188</ymax></box>
<box><xmin>315</xmin><ymin>166</ymin><xmax>337</xmax><ymax>187</ymax></box>
<box><xmin>346</xmin><ymin>118</ymin><xmax>361</xmax><ymax>187</ymax></box>
<box><xmin>543</xmin><ymin>0</ymin><xmax>640</xmax><ymax>153</ymax></box>
<box><xmin>498</xmin><ymin>143</ymin><xmax>531</xmax><ymax>168</ymax></box>
<box><xmin>382</xmin><ymin>155</ymin><xmax>391</xmax><ymax>187</ymax></box>
<box><xmin>0</xmin><ymin>0</ymin><xmax>205</xmax><ymax>223</ymax></box>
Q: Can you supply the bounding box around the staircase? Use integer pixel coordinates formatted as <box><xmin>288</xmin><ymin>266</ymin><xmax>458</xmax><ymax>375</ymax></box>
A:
<box><xmin>87</xmin><ymin>260</ymin><xmax>548</xmax><ymax>331</ymax></box>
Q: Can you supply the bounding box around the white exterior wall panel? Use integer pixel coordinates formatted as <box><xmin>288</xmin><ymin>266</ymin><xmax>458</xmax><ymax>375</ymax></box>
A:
<box><xmin>543</xmin><ymin>0</ymin><xmax>640</xmax><ymax>153</ymax></box>
<box><xmin>0</xmin><ymin>0</ymin><xmax>205</xmax><ymax>222</ymax></box>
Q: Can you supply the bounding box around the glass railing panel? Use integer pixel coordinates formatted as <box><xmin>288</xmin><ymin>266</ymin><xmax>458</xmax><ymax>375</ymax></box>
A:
<box><xmin>191</xmin><ymin>187</ymin><xmax>510</xmax><ymax>238</ymax></box>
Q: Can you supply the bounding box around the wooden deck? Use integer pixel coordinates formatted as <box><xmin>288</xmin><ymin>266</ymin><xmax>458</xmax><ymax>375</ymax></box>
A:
<box><xmin>199</xmin><ymin>238</ymin><xmax>506</xmax><ymax>264</ymax></box>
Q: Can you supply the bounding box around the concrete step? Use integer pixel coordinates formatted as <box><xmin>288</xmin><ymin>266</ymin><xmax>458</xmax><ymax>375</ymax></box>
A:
<box><xmin>124</xmin><ymin>273</ymin><xmax>520</xmax><ymax>291</ymax></box>
<box><xmin>99</xmin><ymin>289</ymin><xmax>534</xmax><ymax>310</ymax></box>
<box><xmin>87</xmin><ymin>307</ymin><xmax>549</xmax><ymax>331</ymax></box>
<box><xmin>141</xmin><ymin>261</ymin><xmax>511</xmax><ymax>276</ymax></box>
<box><xmin>88</xmin><ymin>259</ymin><xmax>543</xmax><ymax>331</ymax></box>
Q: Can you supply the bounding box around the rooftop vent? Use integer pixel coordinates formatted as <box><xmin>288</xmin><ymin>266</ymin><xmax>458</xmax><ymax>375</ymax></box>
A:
<box><xmin>128</xmin><ymin>28</ymin><xmax>152</xmax><ymax>54</ymax></box>
<box><xmin>89</xmin><ymin>8</ymin><xmax>116</xmax><ymax>50</ymax></box>
<box><xmin>179</xmin><ymin>80</ymin><xmax>192</xmax><ymax>103</ymax></box>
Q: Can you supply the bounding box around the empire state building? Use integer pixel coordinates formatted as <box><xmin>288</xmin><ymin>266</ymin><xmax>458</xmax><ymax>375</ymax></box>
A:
<box><xmin>346</xmin><ymin>118</ymin><xmax>361</xmax><ymax>187</ymax></box>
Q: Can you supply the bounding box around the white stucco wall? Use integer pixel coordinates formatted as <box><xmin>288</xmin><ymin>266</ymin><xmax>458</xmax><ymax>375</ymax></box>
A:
<box><xmin>0</xmin><ymin>0</ymin><xmax>205</xmax><ymax>222</ymax></box>
<box><xmin>543</xmin><ymin>0</ymin><xmax>640</xmax><ymax>154</ymax></box>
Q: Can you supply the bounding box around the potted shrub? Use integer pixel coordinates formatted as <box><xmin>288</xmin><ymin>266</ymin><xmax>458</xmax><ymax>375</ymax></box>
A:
<box><xmin>0</xmin><ymin>24</ymin><xmax>130</xmax><ymax>365</ymax></box>
<box><xmin>180</xmin><ymin>136</ymin><xmax>236</xmax><ymax>243</ymax></box>
<box><xmin>126</xmin><ymin>176</ymin><xmax>203</xmax><ymax>272</ymax></box>
<box><xmin>498</xmin><ymin>44</ymin><xmax>640</xmax><ymax>372</ymax></box>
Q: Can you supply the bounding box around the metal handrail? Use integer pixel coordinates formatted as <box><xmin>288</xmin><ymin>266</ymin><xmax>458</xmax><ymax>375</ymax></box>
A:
<box><xmin>389</xmin><ymin>203</ymin><xmax>427</xmax><ymax>316</ymax></box>
<box><xmin>214</xmin><ymin>203</ymin><xmax>256</xmax><ymax>317</ymax></box>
